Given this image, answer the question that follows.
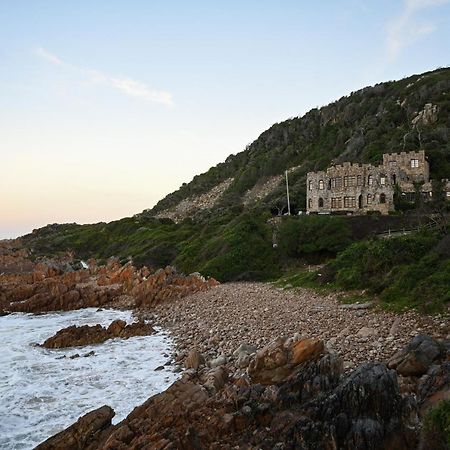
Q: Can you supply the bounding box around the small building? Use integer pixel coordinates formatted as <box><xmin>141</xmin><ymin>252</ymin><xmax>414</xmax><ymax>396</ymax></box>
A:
<box><xmin>306</xmin><ymin>150</ymin><xmax>449</xmax><ymax>215</ymax></box>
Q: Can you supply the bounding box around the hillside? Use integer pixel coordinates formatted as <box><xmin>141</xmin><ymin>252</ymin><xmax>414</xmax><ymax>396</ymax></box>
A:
<box><xmin>18</xmin><ymin>68</ymin><xmax>450</xmax><ymax>312</ymax></box>
<box><xmin>148</xmin><ymin>67</ymin><xmax>450</xmax><ymax>220</ymax></box>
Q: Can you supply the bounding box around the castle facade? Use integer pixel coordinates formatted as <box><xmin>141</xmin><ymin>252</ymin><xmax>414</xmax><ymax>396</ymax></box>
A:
<box><xmin>306</xmin><ymin>150</ymin><xmax>449</xmax><ymax>215</ymax></box>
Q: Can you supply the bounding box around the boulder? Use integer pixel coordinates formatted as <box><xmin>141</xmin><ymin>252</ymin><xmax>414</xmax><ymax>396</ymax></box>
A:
<box><xmin>248</xmin><ymin>337</ymin><xmax>324</xmax><ymax>385</ymax></box>
<box><xmin>185</xmin><ymin>349</ymin><xmax>205</xmax><ymax>370</ymax></box>
<box><xmin>388</xmin><ymin>334</ymin><xmax>442</xmax><ymax>377</ymax></box>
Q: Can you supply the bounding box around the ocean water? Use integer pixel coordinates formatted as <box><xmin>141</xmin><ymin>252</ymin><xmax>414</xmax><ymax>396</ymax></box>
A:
<box><xmin>0</xmin><ymin>308</ymin><xmax>180</xmax><ymax>449</ymax></box>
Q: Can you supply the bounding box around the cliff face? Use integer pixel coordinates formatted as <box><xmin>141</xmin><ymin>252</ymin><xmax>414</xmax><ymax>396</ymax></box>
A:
<box><xmin>149</xmin><ymin>68</ymin><xmax>450</xmax><ymax>218</ymax></box>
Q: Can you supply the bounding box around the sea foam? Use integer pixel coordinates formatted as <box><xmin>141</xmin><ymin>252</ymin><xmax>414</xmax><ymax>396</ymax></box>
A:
<box><xmin>0</xmin><ymin>308</ymin><xmax>179</xmax><ymax>449</ymax></box>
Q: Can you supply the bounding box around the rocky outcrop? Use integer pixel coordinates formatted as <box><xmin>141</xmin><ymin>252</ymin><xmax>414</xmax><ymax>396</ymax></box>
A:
<box><xmin>35</xmin><ymin>405</ymin><xmax>114</xmax><ymax>450</ymax></box>
<box><xmin>154</xmin><ymin>177</ymin><xmax>234</xmax><ymax>223</ymax></box>
<box><xmin>131</xmin><ymin>266</ymin><xmax>220</xmax><ymax>308</ymax></box>
<box><xmin>388</xmin><ymin>335</ymin><xmax>449</xmax><ymax>414</ymax></box>
<box><xmin>247</xmin><ymin>336</ymin><xmax>324</xmax><ymax>384</ymax></box>
<box><xmin>412</xmin><ymin>103</ymin><xmax>439</xmax><ymax>127</ymax></box>
<box><xmin>41</xmin><ymin>320</ymin><xmax>155</xmax><ymax>348</ymax></box>
<box><xmin>388</xmin><ymin>334</ymin><xmax>443</xmax><ymax>376</ymax></box>
<box><xmin>40</xmin><ymin>337</ymin><xmax>419</xmax><ymax>450</ymax></box>
<box><xmin>1</xmin><ymin>241</ymin><xmax>218</xmax><ymax>313</ymax></box>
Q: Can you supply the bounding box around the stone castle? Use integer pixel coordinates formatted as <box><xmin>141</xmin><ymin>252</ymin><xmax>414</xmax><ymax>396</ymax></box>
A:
<box><xmin>306</xmin><ymin>150</ymin><xmax>450</xmax><ymax>215</ymax></box>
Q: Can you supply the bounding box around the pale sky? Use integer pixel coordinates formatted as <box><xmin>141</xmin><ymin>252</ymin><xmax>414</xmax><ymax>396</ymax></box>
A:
<box><xmin>1</xmin><ymin>0</ymin><xmax>449</xmax><ymax>238</ymax></box>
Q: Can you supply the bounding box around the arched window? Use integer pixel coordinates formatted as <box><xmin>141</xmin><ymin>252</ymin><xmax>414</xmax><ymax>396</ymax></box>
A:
<box><xmin>368</xmin><ymin>175</ymin><xmax>373</xmax><ymax>186</ymax></box>
<box><xmin>309</xmin><ymin>181</ymin><xmax>314</xmax><ymax>191</ymax></box>
<box><xmin>318</xmin><ymin>198</ymin><xmax>324</xmax><ymax>207</ymax></box>
<box><xmin>367</xmin><ymin>194</ymin><xmax>372</xmax><ymax>205</ymax></box>
<box><xmin>380</xmin><ymin>193</ymin><xmax>386</xmax><ymax>204</ymax></box>
<box><xmin>308</xmin><ymin>198</ymin><xmax>313</xmax><ymax>209</ymax></box>
<box><xmin>319</xmin><ymin>180</ymin><xmax>324</xmax><ymax>190</ymax></box>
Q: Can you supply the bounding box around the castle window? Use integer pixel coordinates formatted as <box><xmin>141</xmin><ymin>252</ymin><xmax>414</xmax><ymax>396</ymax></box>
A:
<box><xmin>336</xmin><ymin>177</ymin><xmax>342</xmax><ymax>188</ymax></box>
<box><xmin>331</xmin><ymin>178</ymin><xmax>336</xmax><ymax>189</ymax></box>
<box><xmin>367</xmin><ymin>194</ymin><xmax>372</xmax><ymax>205</ymax></box>
<box><xmin>349</xmin><ymin>176</ymin><xmax>356</xmax><ymax>186</ymax></box>
<box><xmin>357</xmin><ymin>175</ymin><xmax>362</xmax><ymax>186</ymax></box>
<box><xmin>331</xmin><ymin>197</ymin><xmax>342</xmax><ymax>209</ymax></box>
<box><xmin>309</xmin><ymin>181</ymin><xmax>314</xmax><ymax>191</ymax></box>
<box><xmin>411</xmin><ymin>159</ymin><xmax>419</xmax><ymax>168</ymax></box>
<box><xmin>319</xmin><ymin>198</ymin><xmax>324</xmax><ymax>207</ymax></box>
<box><xmin>344</xmin><ymin>196</ymin><xmax>356</xmax><ymax>208</ymax></box>
<box><xmin>380</xmin><ymin>176</ymin><xmax>386</xmax><ymax>186</ymax></box>
<box><xmin>390</xmin><ymin>161</ymin><xmax>397</xmax><ymax>167</ymax></box>
<box><xmin>328</xmin><ymin>179</ymin><xmax>331</xmax><ymax>190</ymax></box>
<box><xmin>380</xmin><ymin>193</ymin><xmax>386</xmax><ymax>204</ymax></box>
<box><xmin>343</xmin><ymin>176</ymin><xmax>349</xmax><ymax>187</ymax></box>
<box><xmin>308</xmin><ymin>198</ymin><xmax>313</xmax><ymax>208</ymax></box>
<box><xmin>368</xmin><ymin>175</ymin><xmax>373</xmax><ymax>186</ymax></box>
<box><xmin>319</xmin><ymin>180</ymin><xmax>324</xmax><ymax>190</ymax></box>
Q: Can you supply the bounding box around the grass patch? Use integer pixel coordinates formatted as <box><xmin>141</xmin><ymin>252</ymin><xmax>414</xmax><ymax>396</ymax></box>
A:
<box><xmin>423</xmin><ymin>399</ymin><xmax>450</xmax><ymax>449</ymax></box>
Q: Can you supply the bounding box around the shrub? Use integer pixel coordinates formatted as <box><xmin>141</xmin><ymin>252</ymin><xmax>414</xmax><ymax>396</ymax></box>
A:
<box><xmin>278</xmin><ymin>215</ymin><xmax>352</xmax><ymax>260</ymax></box>
<box><xmin>422</xmin><ymin>399</ymin><xmax>450</xmax><ymax>449</ymax></box>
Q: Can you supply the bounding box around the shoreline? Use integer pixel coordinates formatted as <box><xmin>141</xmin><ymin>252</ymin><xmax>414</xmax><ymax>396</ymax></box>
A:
<box><xmin>139</xmin><ymin>281</ymin><xmax>448</xmax><ymax>374</ymax></box>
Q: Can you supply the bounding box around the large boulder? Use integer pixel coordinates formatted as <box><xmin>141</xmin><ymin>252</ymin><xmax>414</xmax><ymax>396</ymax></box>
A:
<box><xmin>247</xmin><ymin>337</ymin><xmax>324</xmax><ymax>385</ymax></box>
<box><xmin>388</xmin><ymin>334</ymin><xmax>443</xmax><ymax>377</ymax></box>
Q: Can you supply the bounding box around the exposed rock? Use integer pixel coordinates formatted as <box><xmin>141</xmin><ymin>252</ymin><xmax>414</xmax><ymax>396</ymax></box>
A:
<box><xmin>154</xmin><ymin>177</ymin><xmax>234</xmax><ymax>223</ymax></box>
<box><xmin>185</xmin><ymin>349</ymin><xmax>205</xmax><ymax>370</ymax></box>
<box><xmin>208</xmin><ymin>354</ymin><xmax>227</xmax><ymax>368</ymax></box>
<box><xmin>388</xmin><ymin>334</ymin><xmax>443</xmax><ymax>376</ymax></box>
<box><xmin>247</xmin><ymin>337</ymin><xmax>324</xmax><ymax>385</ymax></box>
<box><xmin>412</xmin><ymin>103</ymin><xmax>439</xmax><ymax>126</ymax></box>
<box><xmin>41</xmin><ymin>320</ymin><xmax>155</xmax><ymax>348</ymax></box>
<box><xmin>35</xmin><ymin>405</ymin><xmax>114</xmax><ymax>450</ymax></box>
<box><xmin>40</xmin><ymin>347</ymin><xmax>418</xmax><ymax>450</ymax></box>
<box><xmin>1</xmin><ymin>242</ymin><xmax>218</xmax><ymax>313</ymax></box>
<box><xmin>357</xmin><ymin>326</ymin><xmax>378</xmax><ymax>337</ymax></box>
<box><xmin>340</xmin><ymin>301</ymin><xmax>373</xmax><ymax>310</ymax></box>
<box><xmin>233</xmin><ymin>343</ymin><xmax>257</xmax><ymax>358</ymax></box>
<box><xmin>418</xmin><ymin>362</ymin><xmax>450</xmax><ymax>412</ymax></box>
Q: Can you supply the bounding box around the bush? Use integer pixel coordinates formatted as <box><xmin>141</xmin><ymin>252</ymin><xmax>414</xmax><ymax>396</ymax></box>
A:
<box><xmin>422</xmin><ymin>399</ymin><xmax>450</xmax><ymax>449</ymax></box>
<box><xmin>328</xmin><ymin>231</ymin><xmax>449</xmax><ymax>312</ymax></box>
<box><xmin>176</xmin><ymin>212</ymin><xmax>281</xmax><ymax>282</ymax></box>
<box><xmin>278</xmin><ymin>216</ymin><xmax>352</xmax><ymax>260</ymax></box>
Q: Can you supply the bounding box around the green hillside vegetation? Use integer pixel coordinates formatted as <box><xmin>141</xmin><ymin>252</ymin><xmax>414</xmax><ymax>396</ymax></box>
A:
<box><xmin>150</xmin><ymin>67</ymin><xmax>450</xmax><ymax>216</ymax></box>
<box><xmin>24</xmin><ymin>211</ymin><xmax>281</xmax><ymax>282</ymax></box>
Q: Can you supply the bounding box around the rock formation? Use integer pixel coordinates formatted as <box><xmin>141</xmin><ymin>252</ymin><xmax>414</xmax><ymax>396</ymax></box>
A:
<box><xmin>41</xmin><ymin>320</ymin><xmax>155</xmax><ymax>348</ymax></box>
<box><xmin>0</xmin><ymin>241</ymin><xmax>218</xmax><ymax>314</ymax></box>
<box><xmin>38</xmin><ymin>336</ymin><xmax>420</xmax><ymax>449</ymax></box>
<box><xmin>35</xmin><ymin>406</ymin><xmax>115</xmax><ymax>450</ymax></box>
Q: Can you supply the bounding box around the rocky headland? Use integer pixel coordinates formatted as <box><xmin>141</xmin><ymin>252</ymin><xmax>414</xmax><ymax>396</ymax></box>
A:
<box><xmin>0</xmin><ymin>240</ymin><xmax>219</xmax><ymax>315</ymax></box>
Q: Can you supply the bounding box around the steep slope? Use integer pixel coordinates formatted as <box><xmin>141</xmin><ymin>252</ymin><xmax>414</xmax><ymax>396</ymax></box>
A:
<box><xmin>149</xmin><ymin>67</ymin><xmax>450</xmax><ymax>219</ymax></box>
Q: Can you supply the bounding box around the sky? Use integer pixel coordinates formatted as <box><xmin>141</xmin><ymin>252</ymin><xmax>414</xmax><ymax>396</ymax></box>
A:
<box><xmin>1</xmin><ymin>0</ymin><xmax>449</xmax><ymax>239</ymax></box>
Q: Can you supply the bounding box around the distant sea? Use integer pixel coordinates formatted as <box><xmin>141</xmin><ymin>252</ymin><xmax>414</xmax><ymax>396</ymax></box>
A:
<box><xmin>0</xmin><ymin>309</ymin><xmax>179</xmax><ymax>449</ymax></box>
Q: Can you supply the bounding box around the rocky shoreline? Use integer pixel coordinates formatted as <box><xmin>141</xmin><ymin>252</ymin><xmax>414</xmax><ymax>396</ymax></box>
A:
<box><xmin>1</xmin><ymin>240</ymin><xmax>449</xmax><ymax>449</ymax></box>
<box><xmin>142</xmin><ymin>282</ymin><xmax>448</xmax><ymax>375</ymax></box>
